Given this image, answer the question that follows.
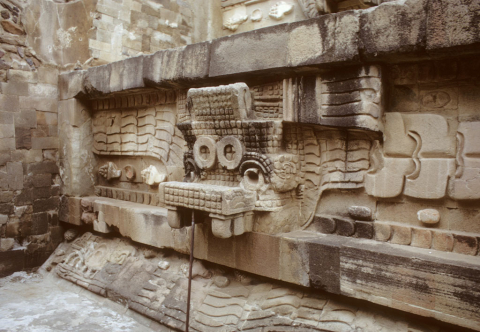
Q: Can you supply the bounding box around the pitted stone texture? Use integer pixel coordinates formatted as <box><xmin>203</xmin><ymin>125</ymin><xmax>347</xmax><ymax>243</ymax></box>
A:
<box><xmin>417</xmin><ymin>209</ymin><xmax>440</xmax><ymax>224</ymax></box>
<box><xmin>348</xmin><ymin>206</ymin><xmax>373</xmax><ymax>221</ymax></box>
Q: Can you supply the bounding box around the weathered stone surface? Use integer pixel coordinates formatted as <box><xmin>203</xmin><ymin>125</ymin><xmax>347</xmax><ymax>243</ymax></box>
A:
<box><xmin>417</xmin><ymin>209</ymin><xmax>440</xmax><ymax>224</ymax></box>
<box><xmin>340</xmin><ymin>239</ymin><xmax>480</xmax><ymax>331</ymax></box>
<box><xmin>312</xmin><ymin>215</ymin><xmax>336</xmax><ymax>234</ymax></box>
<box><xmin>390</xmin><ymin>225</ymin><xmax>412</xmax><ymax>245</ymax></box>
<box><xmin>426</xmin><ymin>0</ymin><xmax>480</xmax><ymax>54</ymax></box>
<box><xmin>335</xmin><ymin>217</ymin><xmax>355</xmax><ymax>237</ymax></box>
<box><xmin>348</xmin><ymin>206</ymin><xmax>373</xmax><ymax>221</ymax></box>
<box><xmin>432</xmin><ymin>231</ymin><xmax>454</xmax><ymax>252</ymax></box>
<box><xmin>355</xmin><ymin>221</ymin><xmax>373</xmax><ymax>239</ymax></box>
<box><xmin>411</xmin><ymin>228</ymin><xmax>432</xmax><ymax>249</ymax></box>
<box><xmin>453</xmin><ymin>234</ymin><xmax>478</xmax><ymax>256</ymax></box>
<box><xmin>0</xmin><ymin>249</ymin><xmax>25</xmax><ymax>277</ymax></box>
<box><xmin>374</xmin><ymin>223</ymin><xmax>391</xmax><ymax>242</ymax></box>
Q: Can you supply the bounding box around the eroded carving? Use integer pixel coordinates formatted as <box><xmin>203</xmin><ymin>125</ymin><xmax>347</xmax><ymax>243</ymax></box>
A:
<box><xmin>141</xmin><ymin>165</ymin><xmax>166</xmax><ymax>186</ymax></box>
<box><xmin>99</xmin><ymin>162</ymin><xmax>121</xmax><ymax>181</ymax></box>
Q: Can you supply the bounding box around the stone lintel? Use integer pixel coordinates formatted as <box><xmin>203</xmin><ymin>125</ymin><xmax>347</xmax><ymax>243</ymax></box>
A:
<box><xmin>58</xmin><ymin>0</ymin><xmax>480</xmax><ymax>100</ymax></box>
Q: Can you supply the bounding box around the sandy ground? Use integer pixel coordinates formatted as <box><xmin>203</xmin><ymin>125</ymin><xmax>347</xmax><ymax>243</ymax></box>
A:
<box><xmin>0</xmin><ymin>271</ymin><xmax>156</xmax><ymax>332</ymax></box>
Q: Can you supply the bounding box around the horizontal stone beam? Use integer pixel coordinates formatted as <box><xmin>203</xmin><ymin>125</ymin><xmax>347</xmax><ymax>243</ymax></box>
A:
<box><xmin>70</xmin><ymin>196</ymin><xmax>480</xmax><ymax>330</ymax></box>
<box><xmin>59</xmin><ymin>0</ymin><xmax>480</xmax><ymax>100</ymax></box>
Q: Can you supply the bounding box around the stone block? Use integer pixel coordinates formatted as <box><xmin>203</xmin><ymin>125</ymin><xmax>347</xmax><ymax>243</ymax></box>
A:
<box><xmin>15</xmin><ymin>127</ymin><xmax>31</xmax><ymax>149</ymax></box>
<box><xmin>27</xmin><ymin>161</ymin><xmax>59</xmax><ymax>175</ymax></box>
<box><xmin>0</xmin><ymin>191</ymin><xmax>13</xmax><ymax>203</ymax></box>
<box><xmin>0</xmin><ymin>81</ymin><xmax>29</xmax><ymax>96</ymax></box>
<box><xmin>335</xmin><ymin>217</ymin><xmax>355</xmax><ymax>237</ymax></box>
<box><xmin>0</xmin><ymin>150</ymin><xmax>11</xmax><ymax>166</ymax></box>
<box><xmin>209</xmin><ymin>24</ymin><xmax>289</xmax><ymax>78</ymax></box>
<box><xmin>84</xmin><ymin>64</ymin><xmax>112</xmax><ymax>97</ymax></box>
<box><xmin>59</xmin><ymin>196</ymin><xmax>82</xmax><ymax>225</ymax></box>
<box><xmin>348</xmin><ymin>206</ymin><xmax>373</xmax><ymax>221</ymax></box>
<box><xmin>109</xmin><ymin>55</ymin><xmax>145</xmax><ymax>92</ymax></box>
<box><xmin>234</xmin><ymin>232</ymin><xmax>280</xmax><ymax>281</ymax></box>
<box><xmin>432</xmin><ymin>231</ymin><xmax>454</xmax><ymax>252</ymax></box>
<box><xmin>14</xmin><ymin>189</ymin><xmax>33</xmax><ymax>206</ymax></box>
<box><xmin>0</xmin><ymin>124</ymin><xmax>14</xmax><ymax>138</ymax></box>
<box><xmin>31</xmin><ymin>137</ymin><xmax>59</xmax><ymax>150</ymax></box>
<box><xmin>0</xmin><ymin>138</ymin><xmax>15</xmax><ymax>150</ymax></box>
<box><xmin>36</xmin><ymin>111</ymin><xmax>57</xmax><ymax>125</ymax></box>
<box><xmin>58</xmin><ymin>70</ymin><xmax>86</xmax><ymax>100</ymax></box>
<box><xmin>0</xmin><ymin>237</ymin><xmax>15</xmax><ymax>252</ymax></box>
<box><xmin>181</xmin><ymin>41</ymin><xmax>211</xmax><ymax>82</ymax></box>
<box><xmin>37</xmin><ymin>67</ymin><xmax>59</xmax><ymax>85</ymax></box>
<box><xmin>340</xmin><ymin>239</ymin><xmax>480</xmax><ymax>331</ymax></box>
<box><xmin>143</xmin><ymin>47</ymin><xmax>184</xmax><ymax>86</ymax></box>
<box><xmin>14</xmin><ymin>109</ymin><xmax>36</xmax><ymax>128</ymax></box>
<box><xmin>359</xmin><ymin>0</ymin><xmax>427</xmax><ymax>60</ymax></box>
<box><xmin>33</xmin><ymin>196</ymin><xmax>59</xmax><ymax>213</ymax></box>
<box><xmin>5</xmin><ymin>220</ymin><xmax>19</xmax><ymax>237</ymax></box>
<box><xmin>33</xmin><ymin>187</ymin><xmax>51</xmax><ymax>200</ymax></box>
<box><xmin>7</xmin><ymin>161</ymin><xmax>23</xmax><ymax>190</ymax></box>
<box><xmin>0</xmin><ymin>111</ymin><xmax>13</xmax><ymax>124</ymax></box>
<box><xmin>20</xmin><ymin>97</ymin><xmax>58</xmax><ymax>113</ymax></box>
<box><xmin>47</xmin><ymin>210</ymin><xmax>58</xmax><ymax>226</ymax></box>
<box><xmin>279</xmin><ymin>233</ymin><xmax>311</xmax><ymax>286</ymax></box>
<box><xmin>26</xmin><ymin>212</ymin><xmax>49</xmax><ymax>235</ymax></box>
<box><xmin>308</xmin><ymin>236</ymin><xmax>347</xmax><ymax>294</ymax></box>
<box><xmin>411</xmin><ymin>228</ymin><xmax>432</xmax><ymax>249</ymax></box>
<box><xmin>355</xmin><ymin>221</ymin><xmax>374</xmax><ymax>239</ymax></box>
<box><xmin>417</xmin><ymin>209</ymin><xmax>440</xmax><ymax>224</ymax></box>
<box><xmin>0</xmin><ymin>214</ymin><xmax>7</xmax><ymax>225</ymax></box>
<box><xmin>390</xmin><ymin>225</ymin><xmax>412</xmax><ymax>245</ymax></box>
<box><xmin>0</xmin><ymin>94</ymin><xmax>19</xmax><ymax>112</ymax></box>
<box><xmin>312</xmin><ymin>215</ymin><xmax>336</xmax><ymax>234</ymax></box>
<box><xmin>10</xmin><ymin>149</ymin><xmax>42</xmax><ymax>164</ymax></box>
<box><xmin>374</xmin><ymin>223</ymin><xmax>391</xmax><ymax>242</ymax></box>
<box><xmin>426</xmin><ymin>0</ymin><xmax>480</xmax><ymax>54</ymax></box>
<box><xmin>0</xmin><ymin>249</ymin><xmax>25</xmax><ymax>277</ymax></box>
<box><xmin>453</xmin><ymin>234</ymin><xmax>478</xmax><ymax>256</ymax></box>
<box><xmin>32</xmin><ymin>174</ymin><xmax>51</xmax><ymax>188</ymax></box>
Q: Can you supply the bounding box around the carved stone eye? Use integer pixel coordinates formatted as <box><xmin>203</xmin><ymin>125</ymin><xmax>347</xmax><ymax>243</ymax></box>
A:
<box><xmin>216</xmin><ymin>136</ymin><xmax>244</xmax><ymax>170</ymax></box>
<box><xmin>193</xmin><ymin>137</ymin><xmax>217</xmax><ymax>169</ymax></box>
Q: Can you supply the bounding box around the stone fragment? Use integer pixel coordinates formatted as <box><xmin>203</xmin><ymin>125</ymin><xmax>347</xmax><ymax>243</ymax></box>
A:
<box><xmin>411</xmin><ymin>228</ymin><xmax>432</xmax><ymax>249</ymax></box>
<box><xmin>140</xmin><ymin>165</ymin><xmax>166</xmax><ymax>186</ymax></box>
<box><xmin>348</xmin><ymin>206</ymin><xmax>373</xmax><ymax>221</ymax></box>
<box><xmin>374</xmin><ymin>223</ymin><xmax>391</xmax><ymax>242</ymax></box>
<box><xmin>417</xmin><ymin>209</ymin><xmax>440</xmax><ymax>224</ymax></box>
<box><xmin>158</xmin><ymin>260</ymin><xmax>170</xmax><ymax>270</ymax></box>
<box><xmin>1</xmin><ymin>20</ymin><xmax>24</xmax><ymax>35</ymax></box>
<box><xmin>214</xmin><ymin>276</ymin><xmax>230</xmax><ymax>288</ymax></box>
<box><xmin>335</xmin><ymin>217</ymin><xmax>355</xmax><ymax>237</ymax></box>
<box><xmin>453</xmin><ymin>234</ymin><xmax>478</xmax><ymax>256</ymax></box>
<box><xmin>432</xmin><ymin>231</ymin><xmax>454</xmax><ymax>252</ymax></box>
<box><xmin>355</xmin><ymin>221</ymin><xmax>374</xmax><ymax>239</ymax></box>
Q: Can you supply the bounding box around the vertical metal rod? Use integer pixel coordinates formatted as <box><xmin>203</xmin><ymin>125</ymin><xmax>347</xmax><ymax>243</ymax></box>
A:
<box><xmin>185</xmin><ymin>213</ymin><xmax>195</xmax><ymax>332</ymax></box>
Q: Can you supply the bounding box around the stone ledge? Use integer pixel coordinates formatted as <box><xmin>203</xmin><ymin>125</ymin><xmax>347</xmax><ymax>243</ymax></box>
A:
<box><xmin>58</xmin><ymin>0</ymin><xmax>480</xmax><ymax>100</ymax></box>
<box><xmin>72</xmin><ymin>196</ymin><xmax>480</xmax><ymax>330</ymax></box>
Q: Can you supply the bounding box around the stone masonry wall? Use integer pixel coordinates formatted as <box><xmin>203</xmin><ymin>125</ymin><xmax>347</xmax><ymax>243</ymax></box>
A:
<box><xmin>89</xmin><ymin>0</ymin><xmax>195</xmax><ymax>65</ymax></box>
<box><xmin>0</xmin><ymin>0</ymin><xmax>63</xmax><ymax>277</ymax></box>
<box><xmin>0</xmin><ymin>0</ymin><xmax>212</xmax><ymax>277</ymax></box>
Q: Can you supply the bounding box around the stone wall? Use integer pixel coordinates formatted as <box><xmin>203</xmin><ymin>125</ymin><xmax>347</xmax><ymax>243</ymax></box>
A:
<box><xmin>89</xmin><ymin>0</ymin><xmax>196</xmax><ymax>65</ymax></box>
<box><xmin>0</xmin><ymin>0</ymin><xmax>63</xmax><ymax>277</ymax></box>
<box><xmin>0</xmin><ymin>0</ymin><xmax>219</xmax><ymax>277</ymax></box>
